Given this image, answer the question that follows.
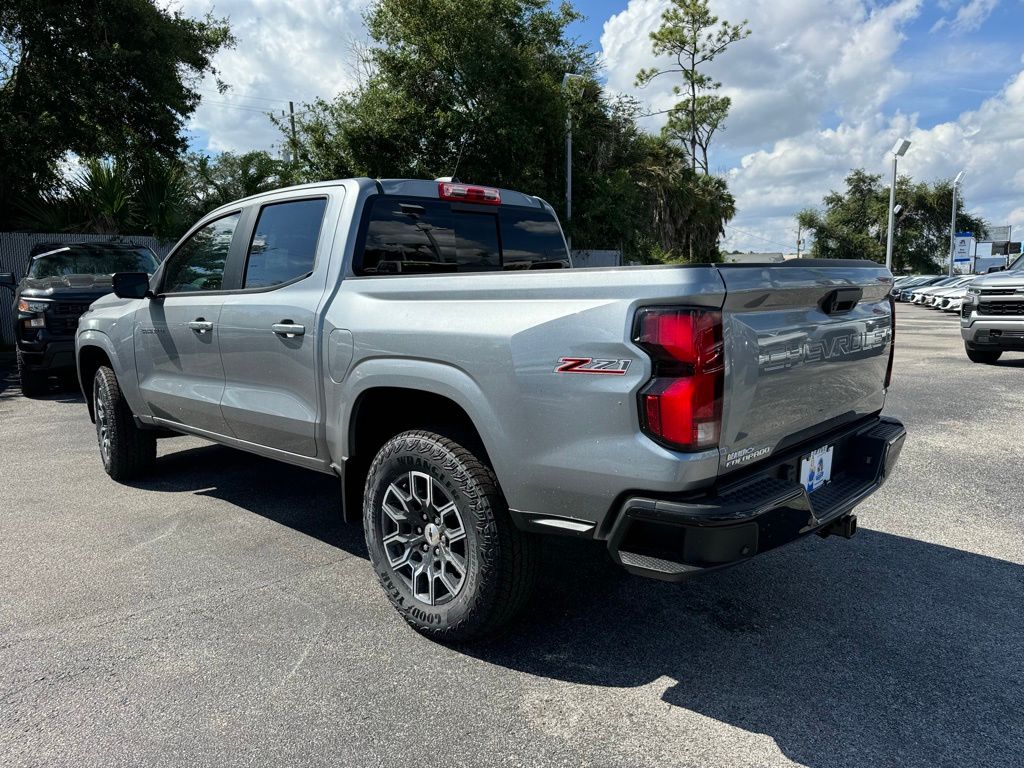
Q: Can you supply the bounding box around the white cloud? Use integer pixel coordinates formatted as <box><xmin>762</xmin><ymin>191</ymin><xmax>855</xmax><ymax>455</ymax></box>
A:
<box><xmin>170</xmin><ymin>0</ymin><xmax>371</xmax><ymax>154</ymax></box>
<box><xmin>601</xmin><ymin>0</ymin><xmax>921</xmax><ymax>150</ymax></box>
<box><xmin>600</xmin><ymin>0</ymin><xmax>1023</xmax><ymax>254</ymax></box>
<box><xmin>722</xmin><ymin>69</ymin><xmax>1024</xmax><ymax>253</ymax></box>
<box><xmin>826</xmin><ymin>0</ymin><xmax>921</xmax><ymax>121</ymax></box>
<box><xmin>947</xmin><ymin>0</ymin><xmax>1001</xmax><ymax>33</ymax></box>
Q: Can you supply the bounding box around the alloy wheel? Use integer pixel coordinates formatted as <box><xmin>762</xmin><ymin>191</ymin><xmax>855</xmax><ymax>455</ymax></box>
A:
<box><xmin>380</xmin><ymin>470</ymin><xmax>467</xmax><ymax>605</ymax></box>
<box><xmin>95</xmin><ymin>388</ymin><xmax>110</xmax><ymax>463</ymax></box>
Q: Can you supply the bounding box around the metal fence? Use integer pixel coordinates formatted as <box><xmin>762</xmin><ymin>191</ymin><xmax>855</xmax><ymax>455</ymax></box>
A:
<box><xmin>571</xmin><ymin>249</ymin><xmax>622</xmax><ymax>268</ymax></box>
<box><xmin>0</xmin><ymin>232</ymin><xmax>173</xmax><ymax>347</ymax></box>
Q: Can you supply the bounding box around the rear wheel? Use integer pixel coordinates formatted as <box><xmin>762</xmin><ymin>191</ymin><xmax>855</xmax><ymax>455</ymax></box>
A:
<box><xmin>16</xmin><ymin>349</ymin><xmax>46</xmax><ymax>397</ymax></box>
<box><xmin>93</xmin><ymin>366</ymin><xmax>156</xmax><ymax>481</ymax></box>
<box><xmin>363</xmin><ymin>430</ymin><xmax>538</xmax><ymax>643</ymax></box>
<box><xmin>965</xmin><ymin>343</ymin><xmax>1002</xmax><ymax>364</ymax></box>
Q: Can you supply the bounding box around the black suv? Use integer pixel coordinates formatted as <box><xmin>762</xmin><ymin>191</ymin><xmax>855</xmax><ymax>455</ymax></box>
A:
<box><xmin>1</xmin><ymin>242</ymin><xmax>160</xmax><ymax>395</ymax></box>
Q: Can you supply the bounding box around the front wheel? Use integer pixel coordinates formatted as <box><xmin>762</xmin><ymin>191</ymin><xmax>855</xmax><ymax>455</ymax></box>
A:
<box><xmin>363</xmin><ymin>430</ymin><xmax>538</xmax><ymax>643</ymax></box>
<box><xmin>93</xmin><ymin>366</ymin><xmax>156</xmax><ymax>481</ymax></box>
<box><xmin>965</xmin><ymin>343</ymin><xmax>1002</xmax><ymax>364</ymax></box>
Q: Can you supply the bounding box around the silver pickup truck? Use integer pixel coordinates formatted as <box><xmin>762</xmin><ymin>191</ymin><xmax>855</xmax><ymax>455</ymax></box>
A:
<box><xmin>75</xmin><ymin>178</ymin><xmax>906</xmax><ymax>641</ymax></box>
<box><xmin>961</xmin><ymin>257</ymin><xmax>1024</xmax><ymax>363</ymax></box>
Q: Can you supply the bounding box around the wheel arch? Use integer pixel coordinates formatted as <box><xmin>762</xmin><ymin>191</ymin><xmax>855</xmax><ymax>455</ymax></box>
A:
<box><xmin>77</xmin><ymin>343</ymin><xmax>114</xmax><ymax>423</ymax></box>
<box><xmin>340</xmin><ymin>385</ymin><xmax>497</xmax><ymax>524</ymax></box>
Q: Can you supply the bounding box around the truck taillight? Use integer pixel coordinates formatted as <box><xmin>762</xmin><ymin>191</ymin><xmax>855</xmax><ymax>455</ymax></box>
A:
<box><xmin>885</xmin><ymin>296</ymin><xmax>896</xmax><ymax>388</ymax></box>
<box><xmin>634</xmin><ymin>307</ymin><xmax>724</xmax><ymax>451</ymax></box>
<box><xmin>438</xmin><ymin>182</ymin><xmax>501</xmax><ymax>205</ymax></box>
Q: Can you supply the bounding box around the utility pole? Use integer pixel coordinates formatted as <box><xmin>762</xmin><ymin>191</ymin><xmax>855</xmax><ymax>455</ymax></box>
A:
<box><xmin>796</xmin><ymin>223</ymin><xmax>802</xmax><ymax>259</ymax></box>
<box><xmin>949</xmin><ymin>170</ymin><xmax>966</xmax><ymax>276</ymax></box>
<box><xmin>561</xmin><ymin>73</ymin><xmax>583</xmax><ymax>251</ymax></box>
<box><xmin>288</xmin><ymin>101</ymin><xmax>298</xmax><ymax>171</ymax></box>
<box><xmin>565</xmin><ymin>111</ymin><xmax>572</xmax><ymax>249</ymax></box>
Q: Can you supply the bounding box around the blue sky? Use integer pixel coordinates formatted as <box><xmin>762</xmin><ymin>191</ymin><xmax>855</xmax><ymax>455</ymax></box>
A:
<box><xmin>177</xmin><ymin>0</ymin><xmax>1024</xmax><ymax>252</ymax></box>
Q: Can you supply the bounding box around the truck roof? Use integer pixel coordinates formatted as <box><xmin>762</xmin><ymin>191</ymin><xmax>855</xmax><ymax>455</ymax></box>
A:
<box><xmin>207</xmin><ymin>177</ymin><xmax>549</xmax><ymax>218</ymax></box>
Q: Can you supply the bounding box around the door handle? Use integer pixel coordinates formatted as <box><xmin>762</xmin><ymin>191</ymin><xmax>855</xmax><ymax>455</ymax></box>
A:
<box><xmin>188</xmin><ymin>319</ymin><xmax>214</xmax><ymax>334</ymax></box>
<box><xmin>271</xmin><ymin>322</ymin><xmax>305</xmax><ymax>338</ymax></box>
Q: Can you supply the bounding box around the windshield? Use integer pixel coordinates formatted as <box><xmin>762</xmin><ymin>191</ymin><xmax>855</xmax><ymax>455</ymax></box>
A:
<box><xmin>28</xmin><ymin>245</ymin><xmax>160</xmax><ymax>278</ymax></box>
<box><xmin>1008</xmin><ymin>253</ymin><xmax>1024</xmax><ymax>272</ymax></box>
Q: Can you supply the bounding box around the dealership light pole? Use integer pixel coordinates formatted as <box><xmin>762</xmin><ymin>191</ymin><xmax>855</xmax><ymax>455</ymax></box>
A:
<box><xmin>949</xmin><ymin>170</ymin><xmax>966</xmax><ymax>276</ymax></box>
<box><xmin>562</xmin><ymin>73</ymin><xmax>584</xmax><ymax>250</ymax></box>
<box><xmin>885</xmin><ymin>138</ymin><xmax>911</xmax><ymax>271</ymax></box>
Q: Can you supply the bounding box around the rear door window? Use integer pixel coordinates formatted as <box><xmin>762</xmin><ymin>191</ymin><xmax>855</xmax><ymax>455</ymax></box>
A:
<box><xmin>243</xmin><ymin>198</ymin><xmax>328</xmax><ymax>289</ymax></box>
<box><xmin>499</xmin><ymin>208</ymin><xmax>570</xmax><ymax>270</ymax></box>
<box><xmin>360</xmin><ymin>198</ymin><xmax>500</xmax><ymax>274</ymax></box>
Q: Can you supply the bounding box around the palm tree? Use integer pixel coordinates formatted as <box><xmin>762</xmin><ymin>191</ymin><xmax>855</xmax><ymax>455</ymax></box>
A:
<box><xmin>637</xmin><ymin>135</ymin><xmax>734</xmax><ymax>262</ymax></box>
<box><xmin>69</xmin><ymin>158</ymin><xmax>137</xmax><ymax>234</ymax></box>
<box><xmin>15</xmin><ymin>155</ymin><xmax>190</xmax><ymax>240</ymax></box>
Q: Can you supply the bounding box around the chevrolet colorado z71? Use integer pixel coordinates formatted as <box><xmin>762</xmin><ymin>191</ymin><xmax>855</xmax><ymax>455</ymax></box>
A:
<box><xmin>1</xmin><ymin>242</ymin><xmax>159</xmax><ymax>395</ymax></box>
<box><xmin>961</xmin><ymin>256</ymin><xmax>1024</xmax><ymax>363</ymax></box>
<box><xmin>75</xmin><ymin>178</ymin><xmax>906</xmax><ymax>641</ymax></box>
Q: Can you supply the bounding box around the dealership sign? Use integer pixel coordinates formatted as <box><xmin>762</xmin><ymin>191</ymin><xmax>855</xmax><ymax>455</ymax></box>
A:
<box><xmin>953</xmin><ymin>232</ymin><xmax>974</xmax><ymax>273</ymax></box>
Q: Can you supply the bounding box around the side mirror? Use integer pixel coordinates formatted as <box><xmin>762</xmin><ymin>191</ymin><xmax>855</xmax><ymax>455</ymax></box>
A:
<box><xmin>112</xmin><ymin>272</ymin><xmax>152</xmax><ymax>299</ymax></box>
<box><xmin>987</xmin><ymin>266</ymin><xmax>1006</xmax><ymax>274</ymax></box>
<box><xmin>0</xmin><ymin>272</ymin><xmax>15</xmax><ymax>289</ymax></box>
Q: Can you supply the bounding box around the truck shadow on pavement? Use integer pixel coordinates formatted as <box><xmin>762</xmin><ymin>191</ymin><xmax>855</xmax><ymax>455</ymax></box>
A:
<box><xmin>0</xmin><ymin>367</ymin><xmax>84</xmax><ymax>402</ymax></box>
<box><xmin>480</xmin><ymin>533</ymin><xmax>1023</xmax><ymax>768</ymax></box>
<box><xmin>129</xmin><ymin>441</ymin><xmax>367</xmax><ymax>556</ymax></box>
<box><xmin>131</xmin><ymin>441</ymin><xmax>1021</xmax><ymax>768</ymax></box>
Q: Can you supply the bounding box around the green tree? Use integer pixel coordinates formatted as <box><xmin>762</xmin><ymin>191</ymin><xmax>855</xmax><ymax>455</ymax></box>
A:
<box><xmin>634</xmin><ymin>134</ymin><xmax>732</xmax><ymax>262</ymax></box>
<box><xmin>288</xmin><ymin>0</ymin><xmax>591</xmax><ymax>189</ymax></box>
<box><xmin>0</xmin><ymin>0</ymin><xmax>234</xmax><ymax>228</ymax></box>
<box><xmin>797</xmin><ymin>169</ymin><xmax>987</xmax><ymax>272</ymax></box>
<box><xmin>636</xmin><ymin>0</ymin><xmax>750</xmax><ymax>174</ymax></box>
<box><xmin>183</xmin><ymin>150</ymin><xmax>297</xmax><ymax>220</ymax></box>
<box><xmin>285</xmin><ymin>0</ymin><xmax>737</xmax><ymax>261</ymax></box>
<box><xmin>16</xmin><ymin>155</ymin><xmax>190</xmax><ymax>240</ymax></box>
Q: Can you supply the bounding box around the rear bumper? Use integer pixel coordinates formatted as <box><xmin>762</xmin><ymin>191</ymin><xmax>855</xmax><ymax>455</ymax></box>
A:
<box><xmin>607</xmin><ymin>415</ymin><xmax>906</xmax><ymax>581</ymax></box>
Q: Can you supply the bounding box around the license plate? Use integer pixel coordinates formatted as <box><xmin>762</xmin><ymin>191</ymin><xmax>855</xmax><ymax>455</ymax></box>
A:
<box><xmin>800</xmin><ymin>445</ymin><xmax>834</xmax><ymax>493</ymax></box>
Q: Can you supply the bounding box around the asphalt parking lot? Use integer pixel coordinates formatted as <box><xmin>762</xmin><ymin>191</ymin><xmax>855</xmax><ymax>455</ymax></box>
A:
<box><xmin>1</xmin><ymin>303</ymin><xmax>1022</xmax><ymax>768</ymax></box>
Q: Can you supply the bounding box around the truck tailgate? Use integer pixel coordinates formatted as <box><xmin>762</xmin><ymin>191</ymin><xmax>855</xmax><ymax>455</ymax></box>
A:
<box><xmin>717</xmin><ymin>261</ymin><xmax>893</xmax><ymax>476</ymax></box>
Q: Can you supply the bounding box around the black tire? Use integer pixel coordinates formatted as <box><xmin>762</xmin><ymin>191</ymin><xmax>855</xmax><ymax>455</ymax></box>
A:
<box><xmin>363</xmin><ymin>430</ymin><xmax>538</xmax><ymax>643</ymax></box>
<box><xmin>965</xmin><ymin>343</ymin><xmax>1002</xmax><ymax>364</ymax></box>
<box><xmin>16</xmin><ymin>349</ymin><xmax>47</xmax><ymax>397</ymax></box>
<box><xmin>93</xmin><ymin>366</ymin><xmax>156</xmax><ymax>481</ymax></box>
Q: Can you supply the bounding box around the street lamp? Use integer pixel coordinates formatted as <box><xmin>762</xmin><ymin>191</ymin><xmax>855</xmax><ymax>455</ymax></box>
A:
<box><xmin>948</xmin><ymin>170</ymin><xmax>967</xmax><ymax>276</ymax></box>
<box><xmin>885</xmin><ymin>137</ymin><xmax>911</xmax><ymax>271</ymax></box>
<box><xmin>562</xmin><ymin>72</ymin><xmax>584</xmax><ymax>250</ymax></box>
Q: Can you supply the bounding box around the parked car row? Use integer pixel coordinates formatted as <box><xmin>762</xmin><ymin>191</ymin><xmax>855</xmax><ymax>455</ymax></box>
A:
<box><xmin>893</xmin><ymin>260</ymin><xmax>1024</xmax><ymax>364</ymax></box>
<box><xmin>892</xmin><ymin>274</ymin><xmax>977</xmax><ymax>313</ymax></box>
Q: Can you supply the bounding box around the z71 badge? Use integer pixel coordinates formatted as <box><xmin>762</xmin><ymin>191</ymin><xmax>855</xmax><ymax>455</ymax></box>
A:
<box><xmin>555</xmin><ymin>357</ymin><xmax>632</xmax><ymax>375</ymax></box>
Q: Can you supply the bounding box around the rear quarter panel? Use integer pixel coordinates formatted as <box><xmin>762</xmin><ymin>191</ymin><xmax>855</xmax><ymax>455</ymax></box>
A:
<box><xmin>326</xmin><ymin>266</ymin><xmax>727</xmax><ymax>526</ymax></box>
